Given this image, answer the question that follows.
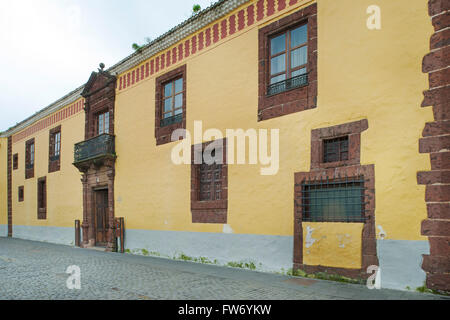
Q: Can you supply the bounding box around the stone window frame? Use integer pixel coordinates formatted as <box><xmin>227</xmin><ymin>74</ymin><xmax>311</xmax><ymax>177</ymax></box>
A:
<box><xmin>293</xmin><ymin>119</ymin><xmax>378</xmax><ymax>279</ymax></box>
<box><xmin>48</xmin><ymin>125</ymin><xmax>61</xmax><ymax>173</ymax></box>
<box><xmin>294</xmin><ymin>164</ymin><xmax>377</xmax><ymax>279</ymax></box>
<box><xmin>190</xmin><ymin>138</ymin><xmax>228</xmax><ymax>224</ymax></box>
<box><xmin>82</xmin><ymin>71</ymin><xmax>116</xmax><ymax>140</ymax></box>
<box><xmin>155</xmin><ymin>64</ymin><xmax>187</xmax><ymax>146</ymax></box>
<box><xmin>311</xmin><ymin>119</ymin><xmax>369</xmax><ymax>169</ymax></box>
<box><xmin>25</xmin><ymin>138</ymin><xmax>35</xmax><ymax>180</ymax></box>
<box><xmin>258</xmin><ymin>3</ymin><xmax>317</xmax><ymax>122</ymax></box>
<box><xmin>18</xmin><ymin>186</ymin><xmax>24</xmax><ymax>202</ymax></box>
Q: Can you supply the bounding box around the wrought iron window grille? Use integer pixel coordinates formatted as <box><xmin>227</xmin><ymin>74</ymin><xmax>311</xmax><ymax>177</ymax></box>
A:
<box><xmin>301</xmin><ymin>175</ymin><xmax>367</xmax><ymax>223</ymax></box>
<box><xmin>160</xmin><ymin>113</ymin><xmax>183</xmax><ymax>127</ymax></box>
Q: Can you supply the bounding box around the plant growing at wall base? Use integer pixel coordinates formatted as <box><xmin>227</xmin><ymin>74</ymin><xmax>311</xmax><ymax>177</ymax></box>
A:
<box><xmin>286</xmin><ymin>268</ymin><xmax>364</xmax><ymax>285</ymax></box>
<box><xmin>416</xmin><ymin>283</ymin><xmax>450</xmax><ymax>296</ymax></box>
<box><xmin>226</xmin><ymin>261</ymin><xmax>257</xmax><ymax>271</ymax></box>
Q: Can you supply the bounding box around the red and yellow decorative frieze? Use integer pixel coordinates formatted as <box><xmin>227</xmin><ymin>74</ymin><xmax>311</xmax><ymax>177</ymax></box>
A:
<box><xmin>12</xmin><ymin>99</ymin><xmax>85</xmax><ymax>144</ymax></box>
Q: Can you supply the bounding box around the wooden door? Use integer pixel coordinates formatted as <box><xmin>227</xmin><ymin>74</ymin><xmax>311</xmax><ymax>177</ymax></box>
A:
<box><xmin>95</xmin><ymin>190</ymin><xmax>109</xmax><ymax>246</ymax></box>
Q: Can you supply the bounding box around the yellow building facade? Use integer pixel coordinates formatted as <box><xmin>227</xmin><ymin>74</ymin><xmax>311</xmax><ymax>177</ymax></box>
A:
<box><xmin>1</xmin><ymin>0</ymin><xmax>448</xmax><ymax>292</ymax></box>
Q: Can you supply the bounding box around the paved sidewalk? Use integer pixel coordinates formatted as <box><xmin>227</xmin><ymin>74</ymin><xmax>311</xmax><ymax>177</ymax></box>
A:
<box><xmin>0</xmin><ymin>237</ymin><xmax>447</xmax><ymax>300</ymax></box>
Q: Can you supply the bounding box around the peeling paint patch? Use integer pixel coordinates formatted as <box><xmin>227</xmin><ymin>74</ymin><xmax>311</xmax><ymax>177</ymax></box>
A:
<box><xmin>377</xmin><ymin>226</ymin><xmax>386</xmax><ymax>239</ymax></box>
<box><xmin>223</xmin><ymin>224</ymin><xmax>234</xmax><ymax>234</ymax></box>
<box><xmin>302</xmin><ymin>222</ymin><xmax>363</xmax><ymax>269</ymax></box>
<box><xmin>305</xmin><ymin>226</ymin><xmax>317</xmax><ymax>248</ymax></box>
<box><xmin>337</xmin><ymin>234</ymin><xmax>351</xmax><ymax>248</ymax></box>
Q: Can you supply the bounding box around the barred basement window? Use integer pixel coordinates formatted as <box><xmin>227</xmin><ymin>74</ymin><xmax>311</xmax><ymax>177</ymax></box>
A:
<box><xmin>323</xmin><ymin>136</ymin><xmax>349</xmax><ymax>163</ymax></box>
<box><xmin>302</xmin><ymin>177</ymin><xmax>365</xmax><ymax>222</ymax></box>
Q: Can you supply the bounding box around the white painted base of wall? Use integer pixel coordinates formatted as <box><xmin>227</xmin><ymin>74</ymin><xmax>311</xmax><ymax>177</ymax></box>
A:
<box><xmin>0</xmin><ymin>225</ymin><xmax>7</xmax><ymax>237</ymax></box>
<box><xmin>125</xmin><ymin>229</ymin><xmax>294</xmax><ymax>272</ymax></box>
<box><xmin>12</xmin><ymin>225</ymin><xmax>75</xmax><ymax>246</ymax></box>
<box><xmin>4</xmin><ymin>225</ymin><xmax>430</xmax><ymax>291</ymax></box>
<box><xmin>377</xmin><ymin>239</ymin><xmax>429</xmax><ymax>291</ymax></box>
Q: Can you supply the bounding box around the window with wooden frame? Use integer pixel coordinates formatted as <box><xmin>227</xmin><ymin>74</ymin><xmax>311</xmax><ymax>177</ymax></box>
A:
<box><xmin>268</xmin><ymin>23</ymin><xmax>308</xmax><ymax>94</ymax></box>
<box><xmin>323</xmin><ymin>136</ymin><xmax>349</xmax><ymax>163</ymax></box>
<box><xmin>18</xmin><ymin>186</ymin><xmax>24</xmax><ymax>202</ymax></box>
<box><xmin>97</xmin><ymin>111</ymin><xmax>110</xmax><ymax>135</ymax></box>
<box><xmin>191</xmin><ymin>139</ymin><xmax>228</xmax><ymax>224</ymax></box>
<box><xmin>49</xmin><ymin>126</ymin><xmax>61</xmax><ymax>173</ymax></box>
<box><xmin>37</xmin><ymin>177</ymin><xmax>47</xmax><ymax>220</ymax></box>
<box><xmin>162</xmin><ymin>77</ymin><xmax>184</xmax><ymax>126</ymax></box>
<box><xmin>13</xmin><ymin>154</ymin><xmax>18</xmax><ymax>170</ymax></box>
<box><xmin>155</xmin><ymin>64</ymin><xmax>187</xmax><ymax>146</ymax></box>
<box><xmin>258</xmin><ymin>3</ymin><xmax>317</xmax><ymax>121</ymax></box>
<box><xmin>25</xmin><ymin>138</ymin><xmax>35</xmax><ymax>179</ymax></box>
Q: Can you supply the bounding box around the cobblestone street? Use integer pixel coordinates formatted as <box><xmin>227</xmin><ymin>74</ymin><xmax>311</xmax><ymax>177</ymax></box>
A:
<box><xmin>0</xmin><ymin>238</ymin><xmax>447</xmax><ymax>300</ymax></box>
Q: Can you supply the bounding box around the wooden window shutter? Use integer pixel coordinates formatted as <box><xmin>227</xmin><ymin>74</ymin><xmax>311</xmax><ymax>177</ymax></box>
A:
<box><xmin>37</xmin><ymin>177</ymin><xmax>47</xmax><ymax>219</ymax></box>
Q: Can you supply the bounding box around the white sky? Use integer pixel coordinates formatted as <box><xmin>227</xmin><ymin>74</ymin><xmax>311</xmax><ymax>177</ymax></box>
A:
<box><xmin>0</xmin><ymin>0</ymin><xmax>216</xmax><ymax>132</ymax></box>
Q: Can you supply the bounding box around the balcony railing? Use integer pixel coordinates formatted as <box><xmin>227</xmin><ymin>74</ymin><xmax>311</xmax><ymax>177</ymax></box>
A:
<box><xmin>267</xmin><ymin>73</ymin><xmax>309</xmax><ymax>96</ymax></box>
<box><xmin>49</xmin><ymin>155</ymin><xmax>60</xmax><ymax>162</ymax></box>
<box><xmin>160</xmin><ymin>113</ymin><xmax>183</xmax><ymax>127</ymax></box>
<box><xmin>74</xmin><ymin>134</ymin><xmax>115</xmax><ymax>164</ymax></box>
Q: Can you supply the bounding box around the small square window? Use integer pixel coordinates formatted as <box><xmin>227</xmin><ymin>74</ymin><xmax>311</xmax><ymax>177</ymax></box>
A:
<box><xmin>323</xmin><ymin>136</ymin><xmax>349</xmax><ymax>163</ymax></box>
